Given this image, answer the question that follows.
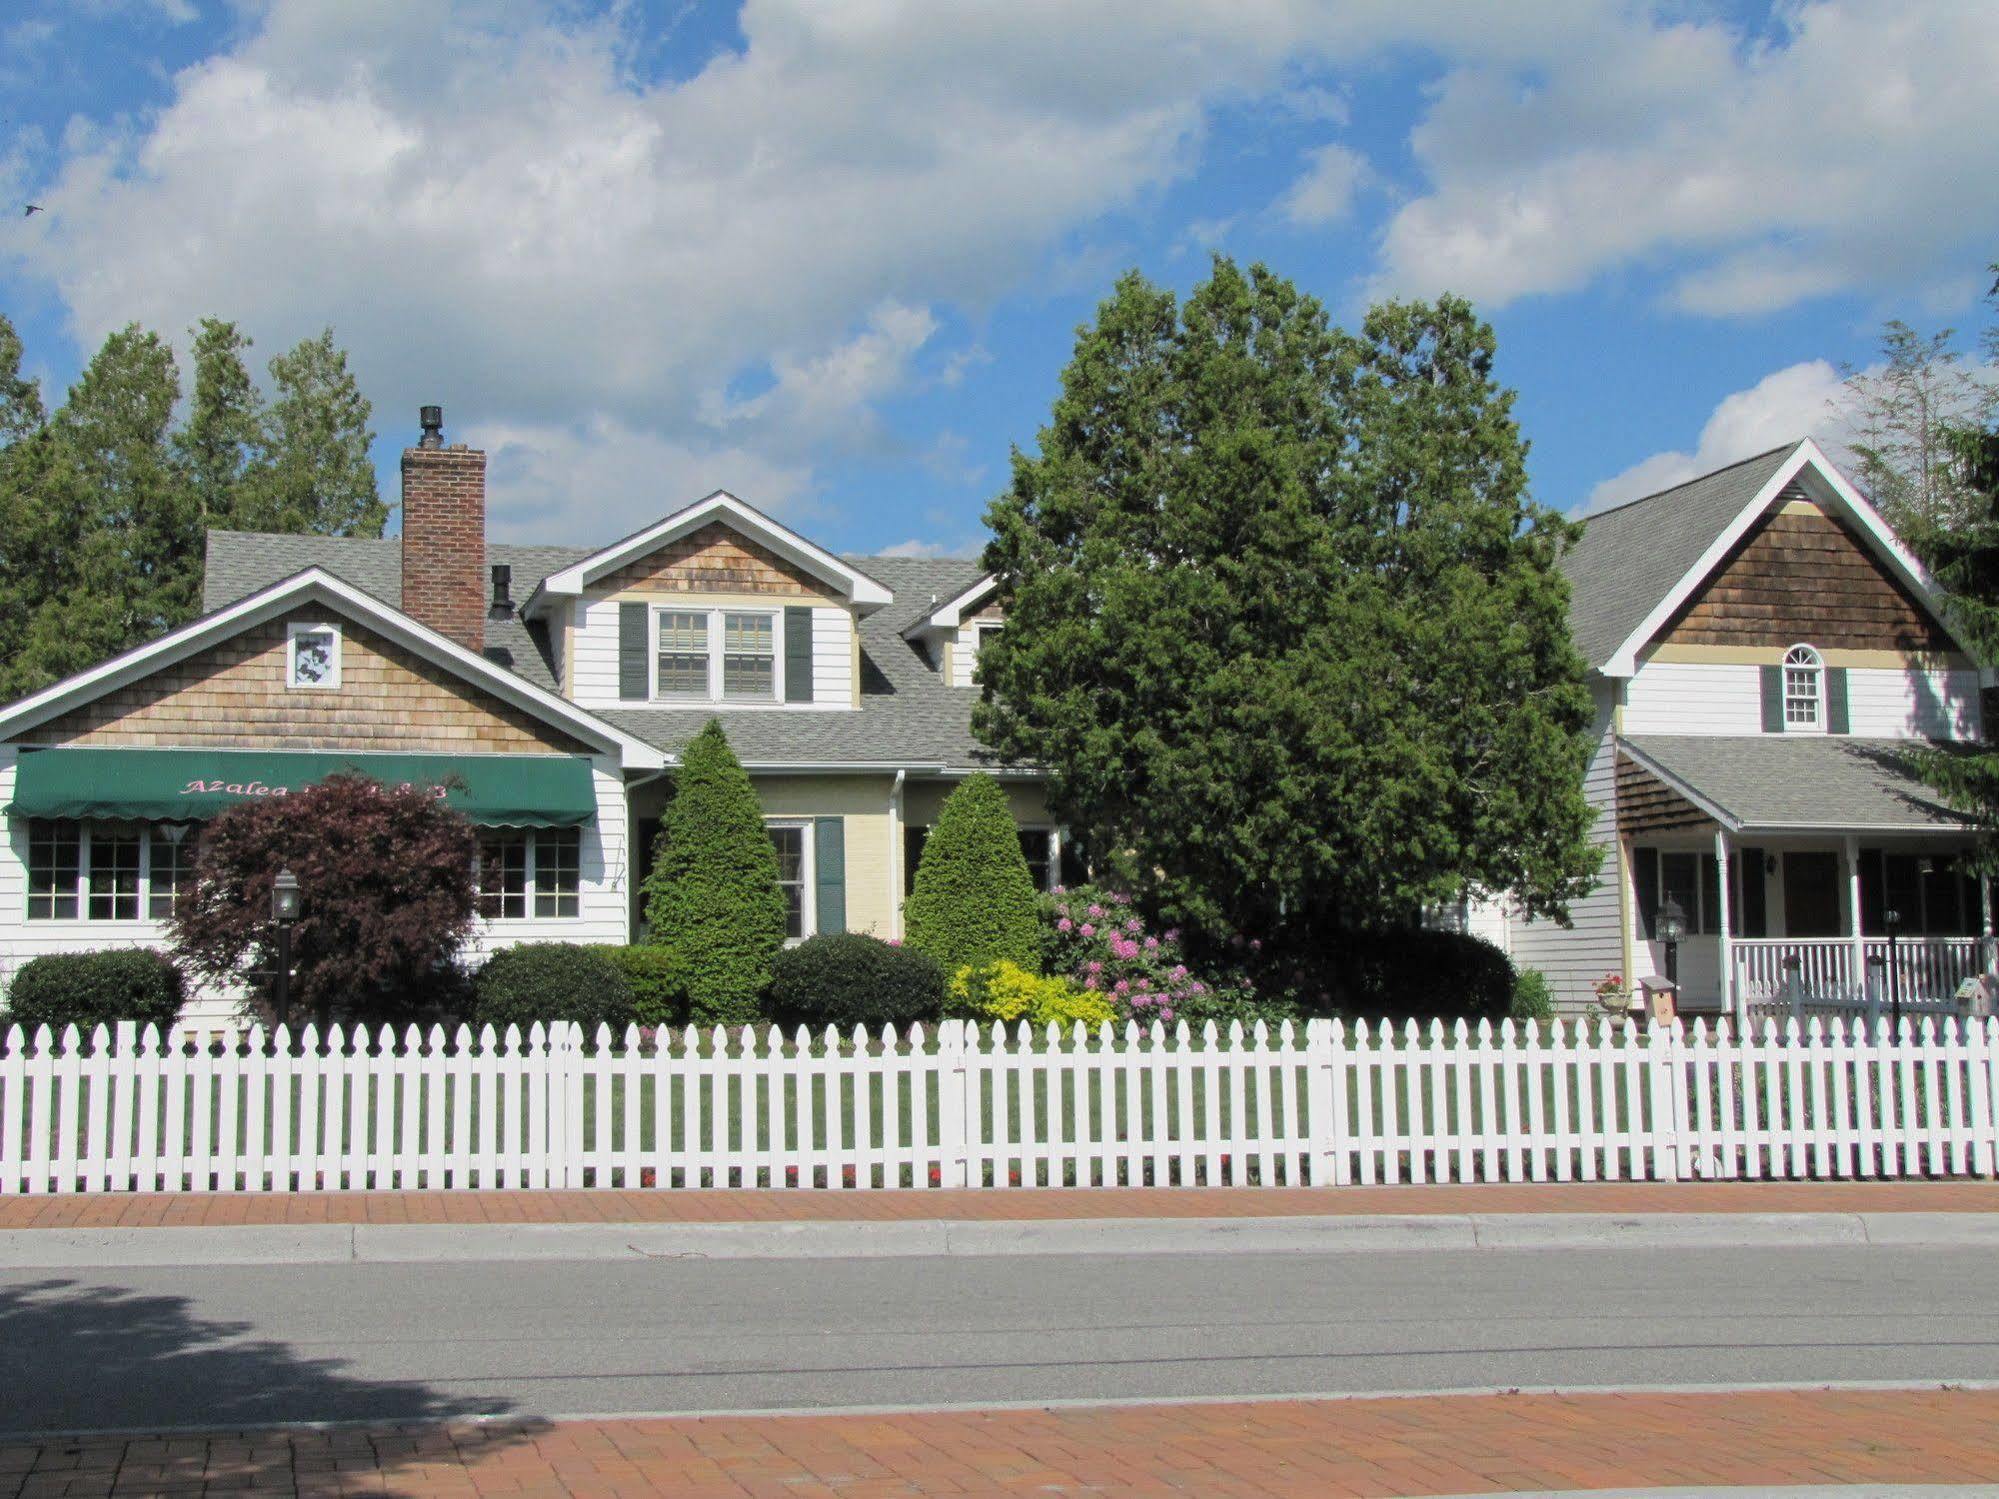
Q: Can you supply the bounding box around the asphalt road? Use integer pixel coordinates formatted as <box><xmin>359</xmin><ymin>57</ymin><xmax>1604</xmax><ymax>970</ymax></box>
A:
<box><xmin>0</xmin><ymin>1244</ymin><xmax>1990</xmax><ymax>1436</ymax></box>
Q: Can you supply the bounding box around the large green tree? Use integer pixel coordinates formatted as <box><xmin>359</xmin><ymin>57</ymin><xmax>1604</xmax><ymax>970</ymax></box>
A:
<box><xmin>973</xmin><ymin>257</ymin><xmax>1597</xmax><ymax>963</ymax></box>
<box><xmin>0</xmin><ymin>314</ymin><xmax>388</xmax><ymax>702</ymax></box>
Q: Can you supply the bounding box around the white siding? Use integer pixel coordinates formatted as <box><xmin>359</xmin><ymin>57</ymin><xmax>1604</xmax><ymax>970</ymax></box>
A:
<box><xmin>572</xmin><ymin>596</ymin><xmax>854</xmax><ymax>711</ymax></box>
<box><xmin>1508</xmin><ymin>683</ymin><xmax>1624</xmax><ymax>1013</ymax></box>
<box><xmin>0</xmin><ymin>747</ymin><xmax>633</xmax><ymax>1035</ymax></box>
<box><xmin>1623</xmin><ymin>663</ymin><xmax>1760</xmax><ymax>734</ymax></box>
<box><xmin>1844</xmin><ymin>666</ymin><xmax>1981</xmax><ymax>740</ymax></box>
<box><xmin>571</xmin><ymin>596</ymin><xmax>621</xmax><ymax>709</ymax></box>
<box><xmin>811</xmin><ymin>607</ymin><xmax>854</xmax><ymax>706</ymax></box>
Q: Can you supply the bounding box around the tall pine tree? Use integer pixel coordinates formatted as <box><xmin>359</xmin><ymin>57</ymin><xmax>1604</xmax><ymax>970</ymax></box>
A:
<box><xmin>239</xmin><ymin>329</ymin><xmax>386</xmax><ymax>536</ymax></box>
<box><xmin>974</xmin><ymin>257</ymin><xmax>1597</xmax><ymax>967</ymax></box>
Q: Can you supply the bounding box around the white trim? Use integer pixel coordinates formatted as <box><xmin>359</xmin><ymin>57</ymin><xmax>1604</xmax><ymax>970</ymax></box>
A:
<box><xmin>1604</xmin><ymin>439</ymin><xmax>1975</xmax><ymax>677</ymax></box>
<box><xmin>0</xmin><ymin>568</ymin><xmax>666</xmax><ymax>772</ymax></box>
<box><xmin>1781</xmin><ymin>643</ymin><xmax>1826</xmax><ymax>733</ymax></box>
<box><xmin>285</xmin><ymin>620</ymin><xmax>342</xmax><ymax>691</ymax></box>
<box><xmin>903</xmin><ymin>573</ymin><xmax>999</xmax><ymax>637</ymax></box>
<box><xmin>766</xmin><ymin>817</ymin><xmax>816</xmax><ymax>942</ymax></box>
<box><xmin>526</xmin><ymin>491</ymin><xmax>892</xmax><ymax>615</ymax></box>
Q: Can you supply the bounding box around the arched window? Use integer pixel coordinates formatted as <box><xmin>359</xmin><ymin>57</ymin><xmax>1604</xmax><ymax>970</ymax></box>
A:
<box><xmin>1783</xmin><ymin>644</ymin><xmax>1824</xmax><ymax>730</ymax></box>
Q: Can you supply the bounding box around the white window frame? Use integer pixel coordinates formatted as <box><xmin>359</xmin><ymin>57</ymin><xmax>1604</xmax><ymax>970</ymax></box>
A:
<box><xmin>474</xmin><ymin>829</ymin><xmax>584</xmax><ymax>922</ymax></box>
<box><xmin>766</xmin><ymin>818</ymin><xmax>816</xmax><ymax>944</ymax></box>
<box><xmin>1017</xmin><ymin>824</ymin><xmax>1059</xmax><ymax>893</ymax></box>
<box><xmin>286</xmin><ymin>620</ymin><xmax>342</xmax><ymax>691</ymax></box>
<box><xmin>651</xmin><ymin>606</ymin><xmax>785</xmax><ymax>705</ymax></box>
<box><xmin>25</xmin><ymin>819</ymin><xmax>187</xmax><ymax>924</ymax></box>
<box><xmin>1782</xmin><ymin>643</ymin><xmax>1825</xmax><ymax>733</ymax></box>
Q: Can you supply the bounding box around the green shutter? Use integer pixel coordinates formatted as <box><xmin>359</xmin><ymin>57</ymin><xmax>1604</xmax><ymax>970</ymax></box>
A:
<box><xmin>1759</xmin><ymin>665</ymin><xmax>1785</xmax><ymax>732</ymax></box>
<box><xmin>814</xmin><ymin>816</ymin><xmax>845</xmax><ymax>934</ymax></box>
<box><xmin>785</xmin><ymin>606</ymin><xmax>814</xmax><ymax>703</ymax></box>
<box><xmin>1826</xmin><ymin>666</ymin><xmax>1850</xmax><ymax>734</ymax></box>
<box><xmin>1632</xmin><ymin>845</ymin><xmax>1659</xmax><ymax>941</ymax></box>
<box><xmin>618</xmin><ymin>602</ymin><xmax>649</xmax><ymax>701</ymax></box>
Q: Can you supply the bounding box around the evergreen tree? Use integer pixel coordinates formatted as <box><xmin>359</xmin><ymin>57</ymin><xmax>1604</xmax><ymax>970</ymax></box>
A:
<box><xmin>175</xmin><ymin>318</ymin><xmax>261</xmax><ymax>530</ymax></box>
<box><xmin>974</xmin><ymin>257</ymin><xmax>1597</xmax><ymax>967</ymax></box>
<box><xmin>239</xmin><ymin>329</ymin><xmax>386</xmax><ymax>536</ymax></box>
<box><xmin>641</xmin><ymin>721</ymin><xmax>788</xmax><ymax>1025</ymax></box>
<box><xmin>904</xmin><ymin>773</ymin><xmax>1043</xmax><ymax>980</ymax></box>
<box><xmin>0</xmin><ymin>314</ymin><xmax>44</xmax><ymax>438</ymax></box>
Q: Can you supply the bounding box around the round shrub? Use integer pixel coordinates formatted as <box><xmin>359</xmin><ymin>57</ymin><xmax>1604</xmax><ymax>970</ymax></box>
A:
<box><xmin>472</xmin><ymin>943</ymin><xmax>634</xmax><ymax>1038</ymax></box>
<box><xmin>767</xmin><ymin>933</ymin><xmax>944</xmax><ymax>1030</ymax></box>
<box><xmin>5</xmin><ymin>949</ymin><xmax>185</xmax><ymax>1036</ymax></box>
<box><xmin>905</xmin><ymin>773</ymin><xmax>1041</xmax><ymax>978</ymax></box>
<box><xmin>605</xmin><ymin>945</ymin><xmax>680</xmax><ymax>1027</ymax></box>
<box><xmin>1323</xmin><ymin>929</ymin><xmax>1516</xmax><ymax>1026</ymax></box>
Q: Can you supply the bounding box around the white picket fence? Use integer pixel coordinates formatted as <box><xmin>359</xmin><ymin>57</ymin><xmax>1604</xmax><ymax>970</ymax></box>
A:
<box><xmin>2</xmin><ymin>1015</ymin><xmax>1994</xmax><ymax>1195</ymax></box>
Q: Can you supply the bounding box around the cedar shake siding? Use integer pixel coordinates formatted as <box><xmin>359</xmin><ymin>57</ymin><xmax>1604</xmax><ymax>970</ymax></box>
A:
<box><xmin>21</xmin><ymin>609</ymin><xmax>589</xmax><ymax>755</ymax></box>
<box><xmin>401</xmin><ymin>442</ymin><xmax>488</xmax><ymax>651</ymax></box>
<box><xmin>600</xmin><ymin>523</ymin><xmax>831</xmax><ymax>599</ymax></box>
<box><xmin>1658</xmin><ymin>496</ymin><xmax>1951</xmax><ymax>654</ymax></box>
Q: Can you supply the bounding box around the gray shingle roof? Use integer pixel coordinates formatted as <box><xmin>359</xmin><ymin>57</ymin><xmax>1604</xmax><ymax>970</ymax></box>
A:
<box><xmin>1621</xmin><ymin>734</ymin><xmax>1970</xmax><ymax>832</ymax></box>
<box><xmin>1563</xmin><ymin>442</ymin><xmax>1801</xmax><ymax>669</ymax></box>
<box><xmin>202</xmin><ymin>530</ymin><xmax>998</xmax><ymax>767</ymax></box>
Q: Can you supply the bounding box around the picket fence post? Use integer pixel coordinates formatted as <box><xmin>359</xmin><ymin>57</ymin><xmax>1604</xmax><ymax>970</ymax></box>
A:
<box><xmin>1646</xmin><ymin>1019</ymin><xmax>1691</xmax><ymax>1181</ymax></box>
<box><xmin>1305</xmin><ymin>1019</ymin><xmax>1344</xmax><ymax>1186</ymax></box>
<box><xmin>938</xmin><ymin>1020</ymin><xmax>970</xmax><ymax>1188</ymax></box>
<box><xmin>550</xmin><ymin>1021</ymin><xmax>584</xmax><ymax>1189</ymax></box>
<box><xmin>1973</xmin><ymin>1016</ymin><xmax>1998</xmax><ymax>1180</ymax></box>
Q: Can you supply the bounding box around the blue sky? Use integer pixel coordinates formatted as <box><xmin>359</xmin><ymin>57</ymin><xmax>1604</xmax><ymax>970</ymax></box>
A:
<box><xmin>3</xmin><ymin>0</ymin><xmax>1997</xmax><ymax>556</ymax></box>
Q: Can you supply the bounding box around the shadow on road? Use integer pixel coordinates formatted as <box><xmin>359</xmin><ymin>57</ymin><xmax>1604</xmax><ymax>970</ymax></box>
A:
<box><xmin>0</xmin><ymin>1278</ymin><xmax>546</xmax><ymax>1497</ymax></box>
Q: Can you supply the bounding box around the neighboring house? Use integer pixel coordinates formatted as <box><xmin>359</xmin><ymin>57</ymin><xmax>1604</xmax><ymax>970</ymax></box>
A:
<box><xmin>1503</xmin><ymin>438</ymin><xmax>1990</xmax><ymax>1019</ymax></box>
<box><xmin>0</xmin><ymin>410</ymin><xmax>1066</xmax><ymax>1030</ymax></box>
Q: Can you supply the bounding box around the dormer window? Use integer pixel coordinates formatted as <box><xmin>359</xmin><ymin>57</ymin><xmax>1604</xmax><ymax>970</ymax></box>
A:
<box><xmin>651</xmin><ymin>605</ymin><xmax>782</xmax><ymax>702</ymax></box>
<box><xmin>1783</xmin><ymin>644</ymin><xmax>1824</xmax><ymax>730</ymax></box>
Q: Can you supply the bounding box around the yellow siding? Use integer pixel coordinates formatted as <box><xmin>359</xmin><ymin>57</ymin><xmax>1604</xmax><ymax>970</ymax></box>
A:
<box><xmin>752</xmin><ymin>775</ymin><xmax>897</xmax><ymax>937</ymax></box>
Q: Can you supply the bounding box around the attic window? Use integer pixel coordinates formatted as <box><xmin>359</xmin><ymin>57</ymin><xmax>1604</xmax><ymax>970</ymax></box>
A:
<box><xmin>1783</xmin><ymin>644</ymin><xmax>1823</xmax><ymax>730</ymax></box>
<box><xmin>286</xmin><ymin>622</ymin><xmax>341</xmax><ymax>690</ymax></box>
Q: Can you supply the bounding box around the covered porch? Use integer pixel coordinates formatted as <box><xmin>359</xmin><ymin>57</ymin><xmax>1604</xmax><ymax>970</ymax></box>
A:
<box><xmin>1617</xmin><ymin>734</ymin><xmax>1993</xmax><ymax>1023</ymax></box>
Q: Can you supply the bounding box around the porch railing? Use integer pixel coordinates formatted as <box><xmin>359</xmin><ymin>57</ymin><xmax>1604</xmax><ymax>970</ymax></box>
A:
<box><xmin>1731</xmin><ymin>936</ymin><xmax>1987</xmax><ymax>1008</ymax></box>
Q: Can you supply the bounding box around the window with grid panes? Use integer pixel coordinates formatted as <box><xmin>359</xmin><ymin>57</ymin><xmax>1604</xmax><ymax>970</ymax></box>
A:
<box><xmin>534</xmin><ymin>828</ymin><xmax>581</xmax><ymax>917</ymax></box>
<box><xmin>86</xmin><ymin>827</ymin><xmax>142</xmax><ymax>920</ymax></box>
<box><xmin>146</xmin><ymin>825</ymin><xmax>197</xmax><ymax>919</ymax></box>
<box><xmin>769</xmin><ymin>823</ymin><xmax>808</xmax><ymax>939</ymax></box>
<box><xmin>27</xmin><ymin>819</ymin><xmax>80</xmax><ymax>919</ymax></box>
<box><xmin>655</xmin><ymin>610</ymin><xmax>709</xmax><ymax>698</ymax></box>
<box><xmin>722</xmin><ymin>611</ymin><xmax>776</xmax><ymax>699</ymax></box>
<box><xmin>476</xmin><ymin>833</ymin><xmax>529</xmax><ymax>919</ymax></box>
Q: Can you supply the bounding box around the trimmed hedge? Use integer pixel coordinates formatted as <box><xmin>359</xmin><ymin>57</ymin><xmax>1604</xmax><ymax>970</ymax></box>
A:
<box><xmin>4</xmin><ymin>949</ymin><xmax>185</xmax><ymax>1035</ymax></box>
<box><xmin>1324</xmin><ymin>929</ymin><xmax>1516</xmax><ymax>1026</ymax></box>
<box><xmin>606</xmin><ymin>945</ymin><xmax>680</xmax><ymax>1028</ymax></box>
<box><xmin>904</xmin><ymin>773</ymin><xmax>1041</xmax><ymax>979</ymax></box>
<box><xmin>641</xmin><ymin>720</ymin><xmax>787</xmax><ymax>1027</ymax></box>
<box><xmin>472</xmin><ymin>943</ymin><xmax>634</xmax><ymax>1037</ymax></box>
<box><xmin>767</xmin><ymin>934</ymin><xmax>943</xmax><ymax>1030</ymax></box>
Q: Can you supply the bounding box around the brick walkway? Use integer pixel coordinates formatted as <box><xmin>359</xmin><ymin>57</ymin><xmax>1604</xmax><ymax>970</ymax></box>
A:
<box><xmin>4</xmin><ymin>1388</ymin><xmax>1997</xmax><ymax>1497</ymax></box>
<box><xmin>2</xmin><ymin>1178</ymin><xmax>1996</xmax><ymax>1229</ymax></box>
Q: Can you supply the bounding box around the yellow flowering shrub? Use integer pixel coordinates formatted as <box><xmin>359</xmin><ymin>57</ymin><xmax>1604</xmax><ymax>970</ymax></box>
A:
<box><xmin>948</xmin><ymin>960</ymin><xmax>1116</xmax><ymax>1030</ymax></box>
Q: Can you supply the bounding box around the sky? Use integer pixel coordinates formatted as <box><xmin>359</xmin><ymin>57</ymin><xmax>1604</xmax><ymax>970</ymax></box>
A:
<box><xmin>2</xmin><ymin>0</ymin><xmax>1997</xmax><ymax>556</ymax></box>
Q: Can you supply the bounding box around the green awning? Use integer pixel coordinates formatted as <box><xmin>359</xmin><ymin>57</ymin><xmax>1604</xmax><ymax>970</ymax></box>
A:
<box><xmin>7</xmin><ymin>748</ymin><xmax>597</xmax><ymax>828</ymax></box>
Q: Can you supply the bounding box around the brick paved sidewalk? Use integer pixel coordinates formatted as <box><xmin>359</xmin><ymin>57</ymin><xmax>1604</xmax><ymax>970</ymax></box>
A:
<box><xmin>4</xmin><ymin>1388</ymin><xmax>1996</xmax><ymax>1497</ymax></box>
<box><xmin>3</xmin><ymin>1178</ymin><xmax>1996</xmax><ymax>1230</ymax></box>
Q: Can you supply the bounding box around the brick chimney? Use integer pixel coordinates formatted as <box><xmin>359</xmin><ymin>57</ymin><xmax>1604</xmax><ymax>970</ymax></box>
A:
<box><xmin>400</xmin><ymin>405</ymin><xmax>487</xmax><ymax>652</ymax></box>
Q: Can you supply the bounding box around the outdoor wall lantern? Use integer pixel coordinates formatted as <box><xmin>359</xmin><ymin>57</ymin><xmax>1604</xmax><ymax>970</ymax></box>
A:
<box><xmin>1658</xmin><ymin>894</ymin><xmax>1686</xmax><ymax>992</ymax></box>
<box><xmin>271</xmin><ymin>868</ymin><xmax>302</xmax><ymax>1032</ymax></box>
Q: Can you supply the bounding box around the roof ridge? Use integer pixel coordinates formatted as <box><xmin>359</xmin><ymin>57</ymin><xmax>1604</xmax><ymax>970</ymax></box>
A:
<box><xmin>1582</xmin><ymin>439</ymin><xmax>1802</xmax><ymax>521</ymax></box>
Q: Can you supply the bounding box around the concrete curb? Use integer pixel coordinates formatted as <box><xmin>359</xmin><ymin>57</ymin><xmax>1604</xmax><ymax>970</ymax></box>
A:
<box><xmin>0</xmin><ymin>1209</ymin><xmax>1991</xmax><ymax>1268</ymax></box>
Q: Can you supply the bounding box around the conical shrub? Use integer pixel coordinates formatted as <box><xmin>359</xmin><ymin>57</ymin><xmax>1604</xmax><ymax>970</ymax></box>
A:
<box><xmin>905</xmin><ymin>772</ymin><xmax>1041</xmax><ymax>978</ymax></box>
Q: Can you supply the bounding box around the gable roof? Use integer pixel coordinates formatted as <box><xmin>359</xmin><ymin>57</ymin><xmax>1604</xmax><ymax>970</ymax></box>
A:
<box><xmin>1564</xmin><ymin>438</ymin><xmax>1965</xmax><ymax>675</ymax></box>
<box><xmin>902</xmin><ymin>571</ymin><xmax>999</xmax><ymax>639</ymax></box>
<box><xmin>1620</xmin><ymin>734</ymin><xmax>1971</xmax><ymax>833</ymax></box>
<box><xmin>203</xmin><ymin>532</ymin><xmax>1002</xmax><ymax>770</ymax></box>
<box><xmin>523</xmin><ymin>490</ymin><xmax>893</xmax><ymax>618</ymax></box>
<box><xmin>6</xmin><ymin>566</ymin><xmax>666</xmax><ymax>770</ymax></box>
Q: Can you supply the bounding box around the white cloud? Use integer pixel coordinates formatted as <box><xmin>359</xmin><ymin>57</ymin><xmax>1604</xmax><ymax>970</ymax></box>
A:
<box><xmin>700</xmin><ymin>301</ymin><xmax>938</xmax><ymax>450</ymax></box>
<box><xmin>1371</xmin><ymin>1</ymin><xmax>1999</xmax><ymax>314</ymax></box>
<box><xmin>1279</xmin><ymin>142</ymin><xmax>1367</xmax><ymax>226</ymax></box>
<box><xmin>1583</xmin><ymin>359</ymin><xmax>1851</xmax><ymax>512</ymax></box>
<box><xmin>470</xmin><ymin>415</ymin><xmax>815</xmax><ymax>546</ymax></box>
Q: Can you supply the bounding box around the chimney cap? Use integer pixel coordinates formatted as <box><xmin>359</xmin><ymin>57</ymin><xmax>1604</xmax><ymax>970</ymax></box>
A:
<box><xmin>488</xmin><ymin>562</ymin><xmax>513</xmax><ymax>620</ymax></box>
<box><xmin>418</xmin><ymin>405</ymin><xmax>444</xmax><ymax>449</ymax></box>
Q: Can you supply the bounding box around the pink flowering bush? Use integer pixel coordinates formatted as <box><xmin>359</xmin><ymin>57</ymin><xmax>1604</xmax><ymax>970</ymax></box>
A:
<box><xmin>1040</xmin><ymin>884</ymin><xmax>1270</xmax><ymax>1028</ymax></box>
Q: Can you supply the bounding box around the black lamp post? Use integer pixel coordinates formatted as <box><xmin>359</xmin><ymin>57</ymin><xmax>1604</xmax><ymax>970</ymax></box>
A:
<box><xmin>271</xmin><ymin>868</ymin><xmax>301</xmax><ymax>1031</ymax></box>
<box><xmin>1883</xmin><ymin>904</ymin><xmax>1903</xmax><ymax>1032</ymax></box>
<box><xmin>1658</xmin><ymin>893</ymin><xmax>1686</xmax><ymax>995</ymax></box>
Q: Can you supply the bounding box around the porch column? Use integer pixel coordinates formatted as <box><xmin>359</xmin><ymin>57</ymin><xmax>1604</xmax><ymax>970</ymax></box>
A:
<box><xmin>1716</xmin><ymin>829</ymin><xmax>1739</xmax><ymax>1028</ymax></box>
<box><xmin>888</xmin><ymin>769</ymin><xmax>906</xmax><ymax>941</ymax></box>
<box><xmin>1845</xmin><ymin>834</ymin><xmax>1867</xmax><ymax>1002</ymax></box>
<box><xmin>1983</xmin><ymin>870</ymin><xmax>1995</xmax><ymax>976</ymax></box>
